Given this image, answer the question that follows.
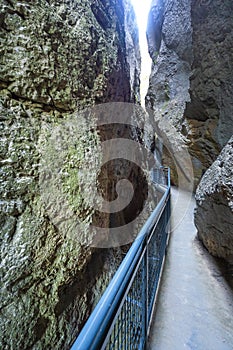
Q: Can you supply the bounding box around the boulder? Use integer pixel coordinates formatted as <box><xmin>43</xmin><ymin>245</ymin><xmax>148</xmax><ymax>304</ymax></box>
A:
<box><xmin>195</xmin><ymin>136</ymin><xmax>233</xmax><ymax>263</ymax></box>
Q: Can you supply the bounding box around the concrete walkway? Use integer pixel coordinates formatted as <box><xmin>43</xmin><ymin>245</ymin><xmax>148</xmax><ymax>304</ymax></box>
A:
<box><xmin>148</xmin><ymin>188</ymin><xmax>233</xmax><ymax>350</ymax></box>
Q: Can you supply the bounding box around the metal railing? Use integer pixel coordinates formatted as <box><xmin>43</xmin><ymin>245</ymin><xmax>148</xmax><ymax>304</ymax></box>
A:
<box><xmin>71</xmin><ymin>167</ymin><xmax>171</xmax><ymax>350</ymax></box>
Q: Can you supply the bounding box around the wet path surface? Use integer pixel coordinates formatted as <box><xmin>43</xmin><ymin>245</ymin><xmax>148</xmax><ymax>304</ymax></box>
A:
<box><xmin>148</xmin><ymin>188</ymin><xmax>233</xmax><ymax>350</ymax></box>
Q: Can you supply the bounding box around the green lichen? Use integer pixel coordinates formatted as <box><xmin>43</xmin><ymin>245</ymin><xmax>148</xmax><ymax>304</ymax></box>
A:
<box><xmin>38</xmin><ymin>112</ymin><xmax>102</xmax><ymax>242</ymax></box>
<box><xmin>0</xmin><ymin>0</ymin><xmax>140</xmax><ymax>348</ymax></box>
<box><xmin>61</xmin><ymin>132</ymin><xmax>100</xmax><ymax>219</ymax></box>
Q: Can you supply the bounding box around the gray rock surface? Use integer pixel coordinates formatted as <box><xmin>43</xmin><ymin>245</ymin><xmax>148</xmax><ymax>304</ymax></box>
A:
<box><xmin>0</xmin><ymin>0</ymin><xmax>141</xmax><ymax>349</ymax></box>
<box><xmin>146</xmin><ymin>0</ymin><xmax>233</xmax><ymax>188</ymax></box>
<box><xmin>195</xmin><ymin>136</ymin><xmax>233</xmax><ymax>263</ymax></box>
<box><xmin>195</xmin><ymin>137</ymin><xmax>233</xmax><ymax>263</ymax></box>
<box><xmin>146</xmin><ymin>0</ymin><xmax>164</xmax><ymax>60</ymax></box>
<box><xmin>146</xmin><ymin>0</ymin><xmax>194</xmax><ymax>189</ymax></box>
<box><xmin>146</xmin><ymin>0</ymin><xmax>233</xmax><ymax>265</ymax></box>
<box><xmin>184</xmin><ymin>0</ymin><xmax>233</xmax><ymax>182</ymax></box>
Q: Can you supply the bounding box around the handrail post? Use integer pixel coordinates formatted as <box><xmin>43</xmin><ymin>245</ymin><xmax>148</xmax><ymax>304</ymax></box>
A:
<box><xmin>142</xmin><ymin>243</ymin><xmax>148</xmax><ymax>350</ymax></box>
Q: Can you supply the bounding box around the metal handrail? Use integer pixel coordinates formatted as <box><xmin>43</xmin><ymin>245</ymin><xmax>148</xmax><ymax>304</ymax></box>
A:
<box><xmin>71</xmin><ymin>167</ymin><xmax>171</xmax><ymax>350</ymax></box>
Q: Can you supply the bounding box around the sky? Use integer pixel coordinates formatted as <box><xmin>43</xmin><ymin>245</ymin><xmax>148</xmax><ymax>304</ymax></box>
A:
<box><xmin>130</xmin><ymin>0</ymin><xmax>152</xmax><ymax>105</ymax></box>
<box><xmin>130</xmin><ymin>0</ymin><xmax>152</xmax><ymax>34</ymax></box>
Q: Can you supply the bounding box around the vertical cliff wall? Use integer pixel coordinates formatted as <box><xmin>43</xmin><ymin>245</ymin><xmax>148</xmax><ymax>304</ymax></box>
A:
<box><xmin>185</xmin><ymin>0</ymin><xmax>233</xmax><ymax>182</ymax></box>
<box><xmin>146</xmin><ymin>0</ymin><xmax>233</xmax><ymax>265</ymax></box>
<box><xmin>146</xmin><ymin>0</ymin><xmax>233</xmax><ymax>188</ymax></box>
<box><xmin>0</xmin><ymin>0</ymin><xmax>140</xmax><ymax>349</ymax></box>
<box><xmin>146</xmin><ymin>0</ymin><xmax>193</xmax><ymax>188</ymax></box>
<box><xmin>191</xmin><ymin>0</ymin><xmax>233</xmax><ymax>267</ymax></box>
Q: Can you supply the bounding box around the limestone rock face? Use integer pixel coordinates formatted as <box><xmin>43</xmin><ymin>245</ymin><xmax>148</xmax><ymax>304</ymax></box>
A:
<box><xmin>146</xmin><ymin>0</ymin><xmax>233</xmax><ymax>188</ymax></box>
<box><xmin>146</xmin><ymin>0</ymin><xmax>233</xmax><ymax>264</ymax></box>
<box><xmin>0</xmin><ymin>0</ymin><xmax>140</xmax><ymax>349</ymax></box>
<box><xmin>146</xmin><ymin>0</ymin><xmax>194</xmax><ymax>189</ymax></box>
<box><xmin>184</xmin><ymin>0</ymin><xmax>233</xmax><ymax>183</ymax></box>
<box><xmin>146</xmin><ymin>0</ymin><xmax>164</xmax><ymax>60</ymax></box>
<box><xmin>195</xmin><ymin>136</ymin><xmax>233</xmax><ymax>263</ymax></box>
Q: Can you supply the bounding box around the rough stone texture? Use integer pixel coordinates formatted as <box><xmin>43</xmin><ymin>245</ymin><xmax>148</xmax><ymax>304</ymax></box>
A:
<box><xmin>184</xmin><ymin>0</ymin><xmax>233</xmax><ymax>182</ymax></box>
<box><xmin>146</xmin><ymin>0</ymin><xmax>233</xmax><ymax>266</ymax></box>
<box><xmin>0</xmin><ymin>0</ymin><xmax>141</xmax><ymax>349</ymax></box>
<box><xmin>146</xmin><ymin>0</ymin><xmax>233</xmax><ymax>188</ymax></box>
<box><xmin>124</xmin><ymin>0</ymin><xmax>141</xmax><ymax>103</ymax></box>
<box><xmin>195</xmin><ymin>136</ymin><xmax>233</xmax><ymax>263</ymax></box>
<box><xmin>146</xmin><ymin>0</ymin><xmax>164</xmax><ymax>61</ymax></box>
<box><xmin>146</xmin><ymin>0</ymin><xmax>194</xmax><ymax>190</ymax></box>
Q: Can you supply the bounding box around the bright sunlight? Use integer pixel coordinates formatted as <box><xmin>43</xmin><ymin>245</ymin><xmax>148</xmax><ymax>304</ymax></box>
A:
<box><xmin>130</xmin><ymin>0</ymin><xmax>152</xmax><ymax>106</ymax></box>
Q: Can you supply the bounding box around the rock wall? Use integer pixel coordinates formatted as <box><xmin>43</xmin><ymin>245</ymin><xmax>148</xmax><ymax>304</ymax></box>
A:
<box><xmin>0</xmin><ymin>0</ymin><xmax>140</xmax><ymax>349</ymax></box>
<box><xmin>146</xmin><ymin>0</ymin><xmax>233</xmax><ymax>265</ymax></box>
<box><xmin>189</xmin><ymin>0</ymin><xmax>233</xmax><ymax>268</ymax></box>
<box><xmin>146</xmin><ymin>0</ymin><xmax>194</xmax><ymax>189</ymax></box>
<box><xmin>195</xmin><ymin>136</ymin><xmax>233</xmax><ymax>263</ymax></box>
<box><xmin>189</xmin><ymin>0</ymin><xmax>233</xmax><ymax>266</ymax></box>
<box><xmin>146</xmin><ymin>0</ymin><xmax>233</xmax><ymax>188</ymax></box>
<box><xmin>185</xmin><ymin>0</ymin><xmax>233</xmax><ymax>183</ymax></box>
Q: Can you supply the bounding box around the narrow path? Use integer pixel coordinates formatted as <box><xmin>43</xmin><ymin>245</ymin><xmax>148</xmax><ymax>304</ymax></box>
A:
<box><xmin>148</xmin><ymin>188</ymin><xmax>233</xmax><ymax>350</ymax></box>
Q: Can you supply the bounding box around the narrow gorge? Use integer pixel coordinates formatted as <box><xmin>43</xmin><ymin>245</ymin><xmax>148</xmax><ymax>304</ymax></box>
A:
<box><xmin>0</xmin><ymin>0</ymin><xmax>233</xmax><ymax>349</ymax></box>
<box><xmin>146</xmin><ymin>0</ymin><xmax>233</xmax><ymax>271</ymax></box>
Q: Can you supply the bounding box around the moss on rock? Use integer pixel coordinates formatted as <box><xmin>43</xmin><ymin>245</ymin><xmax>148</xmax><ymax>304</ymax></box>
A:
<box><xmin>0</xmin><ymin>0</ymin><xmax>140</xmax><ymax>349</ymax></box>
